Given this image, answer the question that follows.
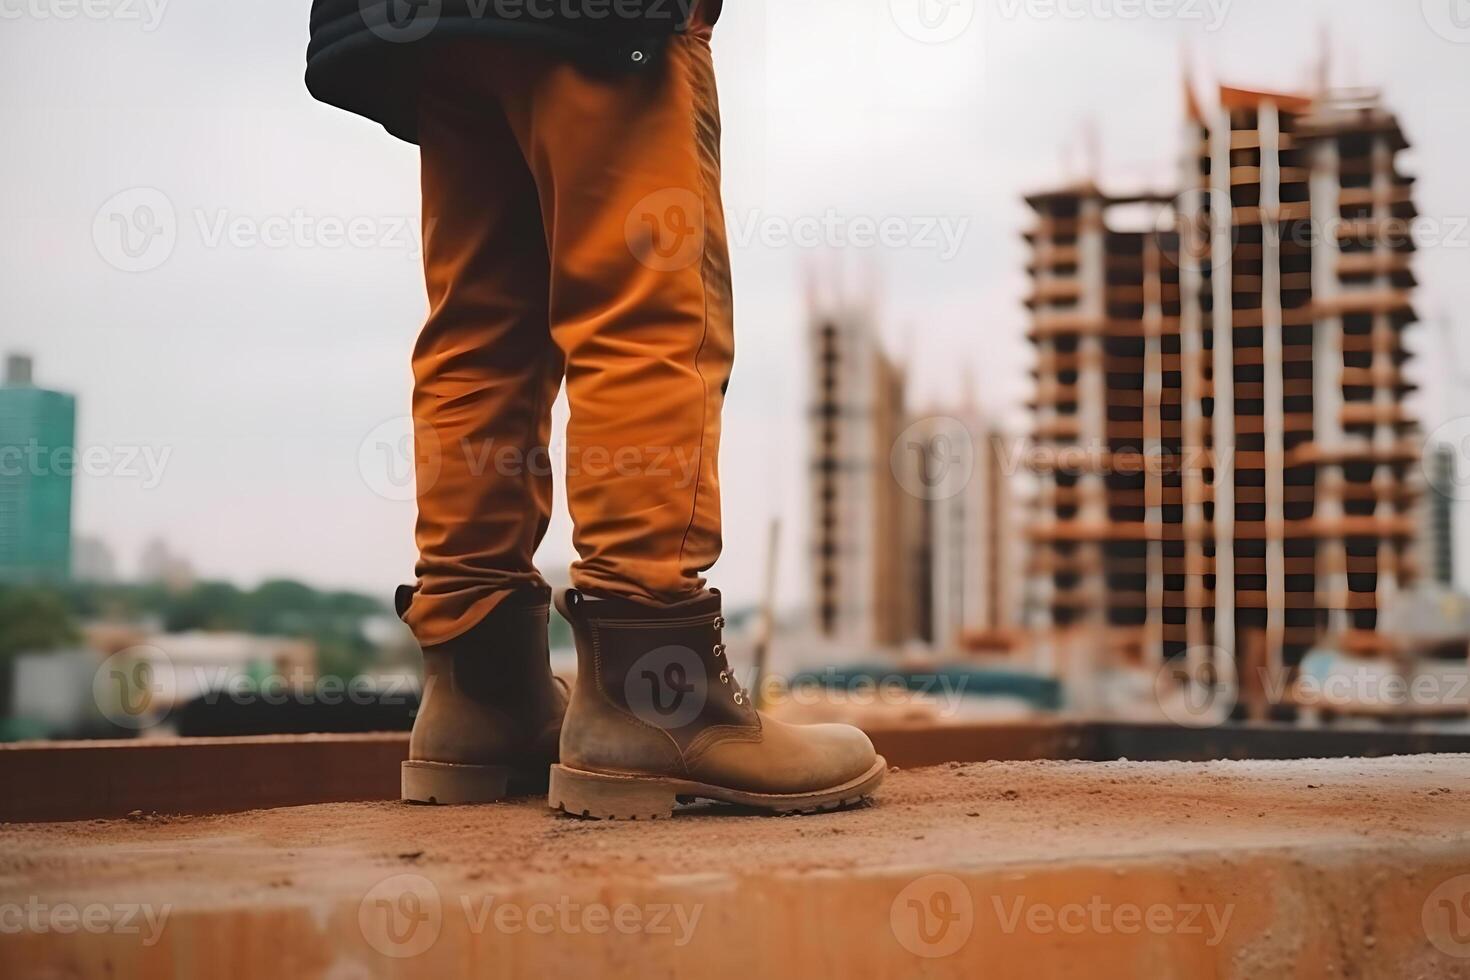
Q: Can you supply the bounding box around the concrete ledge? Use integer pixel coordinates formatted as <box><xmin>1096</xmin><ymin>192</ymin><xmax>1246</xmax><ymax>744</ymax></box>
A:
<box><xmin>0</xmin><ymin>734</ymin><xmax>406</xmax><ymax>822</ymax></box>
<box><xmin>10</xmin><ymin>722</ymin><xmax>1470</xmax><ymax>822</ymax></box>
<box><xmin>3</xmin><ymin>756</ymin><xmax>1470</xmax><ymax>978</ymax></box>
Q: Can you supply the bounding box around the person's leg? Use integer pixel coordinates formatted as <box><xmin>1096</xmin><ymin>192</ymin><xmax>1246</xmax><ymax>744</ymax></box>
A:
<box><xmin>398</xmin><ymin>58</ymin><xmax>567</xmax><ymax>805</ymax></box>
<box><xmin>490</xmin><ymin>14</ymin><xmax>733</xmax><ymax>605</ymax></box>
<box><xmin>403</xmin><ymin>68</ymin><xmax>565</xmax><ymax>645</ymax></box>
<box><xmin>482</xmin><ymin>9</ymin><xmax>883</xmax><ymax>818</ymax></box>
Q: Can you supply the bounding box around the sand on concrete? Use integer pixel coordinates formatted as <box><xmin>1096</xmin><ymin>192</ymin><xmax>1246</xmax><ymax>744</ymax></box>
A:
<box><xmin>3</xmin><ymin>756</ymin><xmax>1470</xmax><ymax>978</ymax></box>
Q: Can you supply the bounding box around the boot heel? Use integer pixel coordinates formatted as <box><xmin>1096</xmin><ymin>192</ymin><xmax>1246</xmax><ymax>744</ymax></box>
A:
<box><xmin>402</xmin><ymin>761</ymin><xmax>511</xmax><ymax>805</ymax></box>
<box><xmin>548</xmin><ymin>765</ymin><xmax>677</xmax><ymax>820</ymax></box>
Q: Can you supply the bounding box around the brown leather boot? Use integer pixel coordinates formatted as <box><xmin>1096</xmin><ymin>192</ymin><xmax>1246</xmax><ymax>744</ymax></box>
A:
<box><xmin>400</xmin><ymin>587</ymin><xmax>567</xmax><ymax>804</ymax></box>
<box><xmin>548</xmin><ymin>589</ymin><xmax>885</xmax><ymax>819</ymax></box>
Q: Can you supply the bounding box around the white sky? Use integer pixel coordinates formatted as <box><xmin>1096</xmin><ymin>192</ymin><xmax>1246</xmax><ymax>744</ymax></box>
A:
<box><xmin>3</xmin><ymin>0</ymin><xmax>1469</xmax><ymax>608</ymax></box>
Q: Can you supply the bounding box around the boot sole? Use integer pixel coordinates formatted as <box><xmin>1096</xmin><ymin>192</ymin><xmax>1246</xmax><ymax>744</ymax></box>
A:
<box><xmin>401</xmin><ymin>761</ymin><xmax>549</xmax><ymax>805</ymax></box>
<box><xmin>547</xmin><ymin>757</ymin><xmax>887</xmax><ymax>820</ymax></box>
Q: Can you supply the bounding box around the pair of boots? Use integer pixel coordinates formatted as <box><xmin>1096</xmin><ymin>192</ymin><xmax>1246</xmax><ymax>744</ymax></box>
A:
<box><xmin>400</xmin><ymin>588</ymin><xmax>886</xmax><ymax>819</ymax></box>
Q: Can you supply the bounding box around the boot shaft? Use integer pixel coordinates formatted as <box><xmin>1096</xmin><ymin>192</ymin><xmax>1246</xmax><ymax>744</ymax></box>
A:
<box><xmin>408</xmin><ymin>587</ymin><xmax>563</xmax><ymax>767</ymax></box>
<box><xmin>556</xmin><ymin>589</ymin><xmax>757</xmax><ymax>775</ymax></box>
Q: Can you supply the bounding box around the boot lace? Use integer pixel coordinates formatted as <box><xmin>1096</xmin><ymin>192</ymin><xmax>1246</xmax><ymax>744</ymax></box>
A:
<box><xmin>711</xmin><ymin>615</ymin><xmax>748</xmax><ymax>707</ymax></box>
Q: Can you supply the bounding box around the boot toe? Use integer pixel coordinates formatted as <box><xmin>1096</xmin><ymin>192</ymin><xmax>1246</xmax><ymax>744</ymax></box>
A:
<box><xmin>691</xmin><ymin>716</ymin><xmax>878</xmax><ymax>795</ymax></box>
<box><xmin>804</xmin><ymin>722</ymin><xmax>879</xmax><ymax>785</ymax></box>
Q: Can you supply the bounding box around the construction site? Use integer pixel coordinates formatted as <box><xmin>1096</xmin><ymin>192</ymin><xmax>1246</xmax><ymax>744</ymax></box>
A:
<box><xmin>5</xmin><ymin>9</ymin><xmax>1470</xmax><ymax>980</ymax></box>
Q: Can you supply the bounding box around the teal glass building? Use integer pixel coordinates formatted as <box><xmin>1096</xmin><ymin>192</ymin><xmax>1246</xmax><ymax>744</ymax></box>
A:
<box><xmin>0</xmin><ymin>355</ymin><xmax>76</xmax><ymax>583</ymax></box>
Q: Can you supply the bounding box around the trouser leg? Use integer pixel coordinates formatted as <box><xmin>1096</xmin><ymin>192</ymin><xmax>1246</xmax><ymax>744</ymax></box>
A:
<box><xmin>489</xmin><ymin>16</ymin><xmax>734</xmax><ymax>604</ymax></box>
<box><xmin>405</xmin><ymin>78</ymin><xmax>563</xmax><ymax>644</ymax></box>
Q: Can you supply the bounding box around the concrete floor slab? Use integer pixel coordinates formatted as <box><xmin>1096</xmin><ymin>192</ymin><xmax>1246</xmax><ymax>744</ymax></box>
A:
<box><xmin>4</xmin><ymin>756</ymin><xmax>1470</xmax><ymax>978</ymax></box>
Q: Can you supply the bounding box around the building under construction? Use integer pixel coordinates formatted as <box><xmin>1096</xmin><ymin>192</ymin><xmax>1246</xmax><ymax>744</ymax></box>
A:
<box><xmin>807</xmin><ymin>285</ymin><xmax>1022</xmax><ymax>653</ymax></box>
<box><xmin>807</xmin><ymin>288</ymin><xmax>918</xmax><ymax>650</ymax></box>
<box><xmin>1025</xmin><ymin>83</ymin><xmax>1422</xmax><ymax>702</ymax></box>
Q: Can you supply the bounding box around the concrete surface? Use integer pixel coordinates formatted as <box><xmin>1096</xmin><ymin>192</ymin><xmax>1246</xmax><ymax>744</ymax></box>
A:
<box><xmin>14</xmin><ymin>723</ymin><xmax>1470</xmax><ymax>822</ymax></box>
<box><xmin>4</xmin><ymin>756</ymin><xmax>1470</xmax><ymax>978</ymax></box>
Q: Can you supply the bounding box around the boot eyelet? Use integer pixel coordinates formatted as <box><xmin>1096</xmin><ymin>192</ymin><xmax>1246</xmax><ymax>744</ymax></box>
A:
<box><xmin>712</xmin><ymin>617</ymin><xmax>725</xmax><ymax>630</ymax></box>
<box><xmin>719</xmin><ymin>670</ymin><xmax>729</xmax><ymax>684</ymax></box>
<box><xmin>713</xmin><ymin>643</ymin><xmax>726</xmax><ymax>657</ymax></box>
<box><xmin>733</xmin><ymin>691</ymin><xmax>745</xmax><ymax>705</ymax></box>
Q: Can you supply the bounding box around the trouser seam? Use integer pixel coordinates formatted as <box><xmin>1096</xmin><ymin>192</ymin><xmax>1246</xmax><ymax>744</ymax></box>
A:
<box><xmin>674</xmin><ymin>34</ymin><xmax>713</xmax><ymax>584</ymax></box>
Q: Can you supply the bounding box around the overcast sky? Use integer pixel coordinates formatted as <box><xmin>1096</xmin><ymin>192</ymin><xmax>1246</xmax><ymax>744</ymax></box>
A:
<box><xmin>3</xmin><ymin>0</ymin><xmax>1469</xmax><ymax>608</ymax></box>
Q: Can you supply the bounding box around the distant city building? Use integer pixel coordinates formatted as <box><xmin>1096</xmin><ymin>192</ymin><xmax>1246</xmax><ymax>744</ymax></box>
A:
<box><xmin>1424</xmin><ymin>443</ymin><xmax>1456</xmax><ymax>587</ymax></box>
<box><xmin>806</xmin><ymin>283</ymin><xmax>919</xmax><ymax>650</ymax></box>
<box><xmin>139</xmin><ymin>537</ymin><xmax>196</xmax><ymax>592</ymax></box>
<box><xmin>1026</xmin><ymin>82</ymin><xmax>1423</xmax><ymax>697</ymax></box>
<box><xmin>72</xmin><ymin>534</ymin><xmax>118</xmax><ymax>584</ymax></box>
<box><xmin>921</xmin><ymin>408</ymin><xmax>1022</xmax><ymax>651</ymax></box>
<box><xmin>0</xmin><ymin>354</ymin><xmax>76</xmax><ymax>584</ymax></box>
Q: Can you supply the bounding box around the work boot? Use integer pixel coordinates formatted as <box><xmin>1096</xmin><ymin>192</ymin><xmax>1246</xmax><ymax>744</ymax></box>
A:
<box><xmin>399</xmin><ymin>586</ymin><xmax>568</xmax><ymax>804</ymax></box>
<box><xmin>549</xmin><ymin>589</ymin><xmax>885</xmax><ymax>819</ymax></box>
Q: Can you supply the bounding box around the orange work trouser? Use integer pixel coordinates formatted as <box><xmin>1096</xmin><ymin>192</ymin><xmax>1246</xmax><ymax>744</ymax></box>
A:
<box><xmin>402</xmin><ymin>15</ymin><xmax>733</xmax><ymax>646</ymax></box>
